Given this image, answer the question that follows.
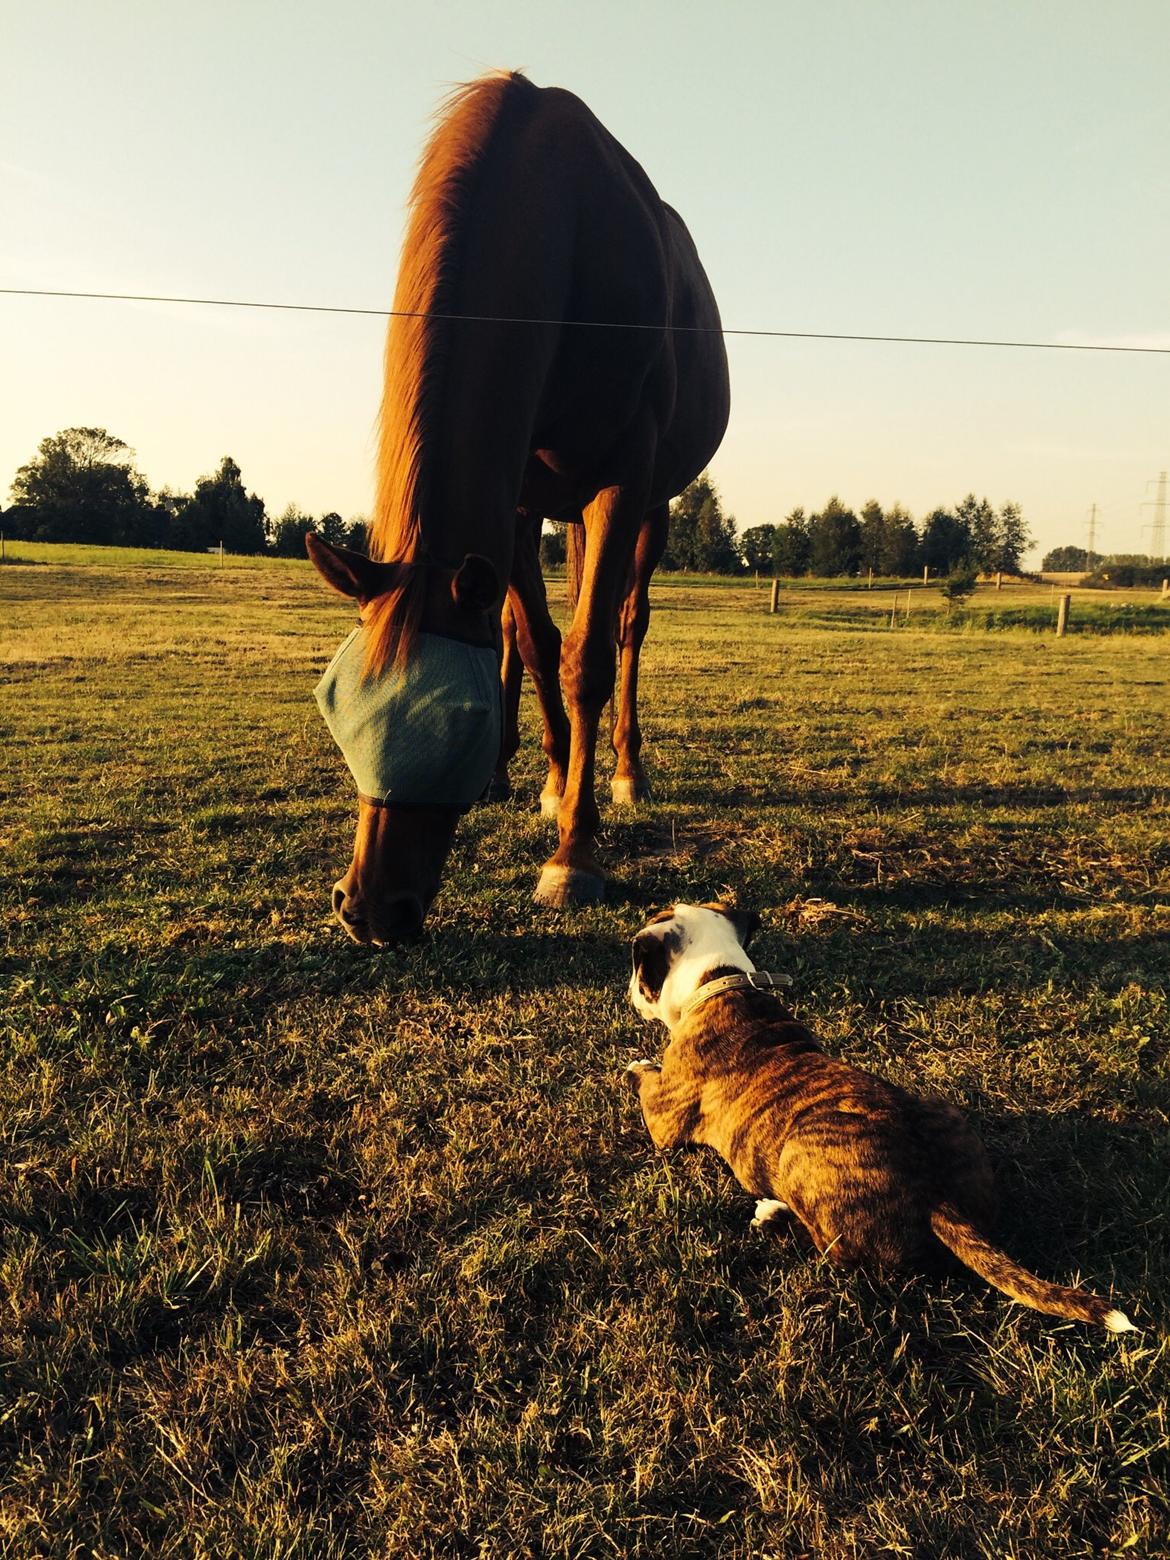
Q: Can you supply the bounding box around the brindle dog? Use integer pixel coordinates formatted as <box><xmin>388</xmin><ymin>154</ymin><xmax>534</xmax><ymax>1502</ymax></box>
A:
<box><xmin>626</xmin><ymin>903</ymin><xmax>1134</xmax><ymax>1332</ymax></box>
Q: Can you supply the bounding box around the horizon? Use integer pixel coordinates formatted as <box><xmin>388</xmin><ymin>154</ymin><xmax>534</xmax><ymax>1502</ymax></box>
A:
<box><xmin>3</xmin><ymin>0</ymin><xmax>1168</xmax><ymax>565</ymax></box>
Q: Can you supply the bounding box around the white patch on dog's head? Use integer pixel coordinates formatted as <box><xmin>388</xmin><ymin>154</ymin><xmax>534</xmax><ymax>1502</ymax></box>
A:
<box><xmin>628</xmin><ymin>902</ymin><xmax>760</xmax><ymax>1029</ymax></box>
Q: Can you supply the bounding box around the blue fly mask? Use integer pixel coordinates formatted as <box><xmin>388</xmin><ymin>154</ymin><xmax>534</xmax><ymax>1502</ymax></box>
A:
<box><xmin>314</xmin><ymin>626</ymin><xmax>500</xmax><ymax>810</ymax></box>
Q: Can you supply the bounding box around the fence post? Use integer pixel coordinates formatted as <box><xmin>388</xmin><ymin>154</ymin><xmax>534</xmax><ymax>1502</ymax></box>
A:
<box><xmin>923</xmin><ymin>565</ymin><xmax>929</xmax><ymax>584</ymax></box>
<box><xmin>769</xmin><ymin>578</ymin><xmax>780</xmax><ymax>614</ymax></box>
<box><xmin>867</xmin><ymin>566</ymin><xmax>873</xmax><ymax>589</ymax></box>
<box><xmin>1056</xmin><ymin>594</ymin><xmax>1070</xmax><ymax>637</ymax></box>
<box><xmin>904</xmin><ymin>591</ymin><xmax>912</xmax><ymax>622</ymax></box>
<box><xmin>889</xmin><ymin>595</ymin><xmax>898</xmax><ymax>628</ymax></box>
<box><xmin>996</xmin><ymin>571</ymin><xmax>1003</xmax><ymax>591</ymax></box>
<box><xmin>1162</xmin><ymin>578</ymin><xmax>1168</xmax><ymax>598</ymax></box>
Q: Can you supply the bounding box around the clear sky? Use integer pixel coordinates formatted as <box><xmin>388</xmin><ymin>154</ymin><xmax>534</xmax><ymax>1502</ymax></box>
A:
<box><xmin>3</xmin><ymin>0</ymin><xmax>1168</xmax><ymax>563</ymax></box>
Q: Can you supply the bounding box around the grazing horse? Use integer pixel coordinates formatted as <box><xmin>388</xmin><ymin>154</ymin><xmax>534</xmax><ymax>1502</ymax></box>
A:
<box><xmin>309</xmin><ymin>72</ymin><xmax>729</xmax><ymax>945</ymax></box>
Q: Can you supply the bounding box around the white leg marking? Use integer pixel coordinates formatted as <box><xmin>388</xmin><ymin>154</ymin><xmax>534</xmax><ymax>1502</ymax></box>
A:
<box><xmin>751</xmin><ymin>1198</ymin><xmax>790</xmax><ymax>1227</ymax></box>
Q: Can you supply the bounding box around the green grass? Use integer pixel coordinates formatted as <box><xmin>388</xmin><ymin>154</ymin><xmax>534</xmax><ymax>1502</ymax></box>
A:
<box><xmin>2</xmin><ymin>548</ymin><xmax>1168</xmax><ymax>1557</ymax></box>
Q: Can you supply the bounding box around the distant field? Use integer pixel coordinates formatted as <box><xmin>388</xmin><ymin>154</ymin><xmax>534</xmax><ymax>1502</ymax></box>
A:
<box><xmin>2</xmin><ymin>547</ymin><xmax>1168</xmax><ymax>1557</ymax></box>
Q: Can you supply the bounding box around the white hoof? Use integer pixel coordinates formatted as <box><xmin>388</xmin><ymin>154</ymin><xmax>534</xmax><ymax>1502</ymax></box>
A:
<box><xmin>533</xmin><ymin>864</ymin><xmax>605</xmax><ymax>909</ymax></box>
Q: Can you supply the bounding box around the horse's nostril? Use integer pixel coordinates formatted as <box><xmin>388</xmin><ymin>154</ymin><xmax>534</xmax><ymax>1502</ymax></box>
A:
<box><xmin>332</xmin><ymin>885</ymin><xmax>346</xmax><ymax>916</ymax></box>
<box><xmin>341</xmin><ymin>906</ymin><xmax>365</xmax><ymax>928</ymax></box>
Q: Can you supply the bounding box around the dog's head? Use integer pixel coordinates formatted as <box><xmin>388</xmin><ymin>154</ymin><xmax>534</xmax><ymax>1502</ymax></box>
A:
<box><xmin>628</xmin><ymin>901</ymin><xmax>760</xmax><ymax>1028</ymax></box>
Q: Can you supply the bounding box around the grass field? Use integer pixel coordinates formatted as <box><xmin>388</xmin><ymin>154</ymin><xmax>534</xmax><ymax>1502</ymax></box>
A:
<box><xmin>2</xmin><ymin>545</ymin><xmax>1168</xmax><ymax>1557</ymax></box>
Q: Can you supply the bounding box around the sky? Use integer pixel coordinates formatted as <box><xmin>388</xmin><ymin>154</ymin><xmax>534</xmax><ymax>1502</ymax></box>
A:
<box><xmin>2</xmin><ymin>0</ymin><xmax>1168</xmax><ymax>564</ymax></box>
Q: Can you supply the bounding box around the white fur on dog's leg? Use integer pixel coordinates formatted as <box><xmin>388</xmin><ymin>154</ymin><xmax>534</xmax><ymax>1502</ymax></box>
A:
<box><xmin>751</xmin><ymin>1198</ymin><xmax>789</xmax><ymax>1228</ymax></box>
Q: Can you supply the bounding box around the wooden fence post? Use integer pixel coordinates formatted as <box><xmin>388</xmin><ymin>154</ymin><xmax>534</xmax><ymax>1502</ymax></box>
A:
<box><xmin>769</xmin><ymin>578</ymin><xmax>780</xmax><ymax>614</ymax></box>
<box><xmin>1056</xmin><ymin>594</ymin><xmax>1070</xmax><ymax>637</ymax></box>
<box><xmin>923</xmin><ymin>565</ymin><xmax>929</xmax><ymax>584</ymax></box>
<box><xmin>996</xmin><ymin>571</ymin><xmax>1003</xmax><ymax>591</ymax></box>
<box><xmin>1162</xmin><ymin>578</ymin><xmax>1168</xmax><ymax>598</ymax></box>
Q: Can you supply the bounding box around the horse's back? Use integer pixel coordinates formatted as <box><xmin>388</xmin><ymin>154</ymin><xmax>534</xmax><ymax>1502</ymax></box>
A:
<box><xmin>505</xmin><ymin>83</ymin><xmax>729</xmax><ymax>499</ymax></box>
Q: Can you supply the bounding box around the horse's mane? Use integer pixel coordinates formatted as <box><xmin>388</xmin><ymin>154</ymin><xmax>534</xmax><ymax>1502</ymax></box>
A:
<box><xmin>365</xmin><ymin>70</ymin><xmax>529</xmax><ymax>674</ymax></box>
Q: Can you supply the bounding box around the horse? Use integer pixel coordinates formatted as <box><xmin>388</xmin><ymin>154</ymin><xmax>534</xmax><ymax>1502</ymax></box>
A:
<box><xmin>308</xmin><ymin>72</ymin><xmax>729</xmax><ymax>945</ymax></box>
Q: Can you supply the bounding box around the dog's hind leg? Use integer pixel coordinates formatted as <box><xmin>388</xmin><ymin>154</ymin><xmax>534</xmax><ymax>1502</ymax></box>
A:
<box><xmin>751</xmin><ymin>1198</ymin><xmax>791</xmax><ymax>1228</ymax></box>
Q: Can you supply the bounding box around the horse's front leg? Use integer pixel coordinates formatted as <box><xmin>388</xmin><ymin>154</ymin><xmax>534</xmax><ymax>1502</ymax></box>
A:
<box><xmin>534</xmin><ymin>478</ymin><xmax>646</xmax><ymax>908</ymax></box>
<box><xmin>507</xmin><ymin>509</ymin><xmax>572</xmax><ymax>818</ymax></box>
<box><xmin>486</xmin><ymin>592</ymin><xmax>523</xmax><ymax>802</ymax></box>
<box><xmin>611</xmin><ymin>503</ymin><xmax>668</xmax><ymax>806</ymax></box>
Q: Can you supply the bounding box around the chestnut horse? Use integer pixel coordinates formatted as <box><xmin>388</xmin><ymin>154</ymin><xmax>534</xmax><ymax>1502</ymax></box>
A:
<box><xmin>309</xmin><ymin>72</ymin><xmax>729</xmax><ymax>944</ymax></box>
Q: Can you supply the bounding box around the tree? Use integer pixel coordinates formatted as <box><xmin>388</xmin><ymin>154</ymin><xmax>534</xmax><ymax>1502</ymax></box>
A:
<box><xmin>941</xmin><ymin>565</ymin><xmax>978</xmax><ymax>611</ymax></box>
<box><xmin>319</xmin><ymin>511</ymin><xmax>347</xmax><ymax>546</ymax></box>
<box><xmin>1042</xmin><ymin>544</ymin><xmax>1089</xmax><ymax>572</ymax></box>
<box><xmin>879</xmin><ymin>503</ymin><xmax>919</xmax><ymax>577</ymax></box>
<box><xmin>858</xmin><ymin>499</ymin><xmax>885</xmax><ymax>575</ymax></box>
<box><xmin>270</xmin><ymin>504</ymin><xmax>316</xmax><ymax>557</ymax></box>
<box><xmin>7</xmin><ymin>427</ymin><xmax>157</xmax><ymax>545</ymax></box>
<box><xmin>740</xmin><ymin>524</ymin><xmax>777</xmax><ymax>574</ymax></box>
<box><xmin>539</xmin><ymin>522</ymin><xmax>568</xmax><ymax>569</ymax></box>
<box><xmin>808</xmin><ymin>496</ymin><xmax>861</xmax><ymax>577</ymax></box>
<box><xmin>345</xmin><ymin>516</ymin><xmax>369</xmax><ymax>551</ymax></box>
<box><xmin>175</xmin><ymin>456</ymin><xmax>267</xmax><ymax>553</ymax></box>
<box><xmin>772</xmin><ymin>508</ymin><xmax>811</xmax><ymax>576</ymax></box>
<box><xmin>663</xmin><ymin>473</ymin><xmax>741</xmax><ymax>572</ymax></box>
<box><xmin>993</xmin><ymin>501</ymin><xmax>1031</xmax><ymax>574</ymax></box>
<box><xmin>919</xmin><ymin>508</ymin><xmax>971</xmax><ymax>576</ymax></box>
<box><xmin>956</xmin><ymin>493</ymin><xmax>997</xmax><ymax>573</ymax></box>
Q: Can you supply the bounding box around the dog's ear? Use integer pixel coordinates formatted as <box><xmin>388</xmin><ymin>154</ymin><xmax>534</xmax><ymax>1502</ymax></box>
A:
<box><xmin>632</xmin><ymin>930</ymin><xmax>672</xmax><ymax>1003</ymax></box>
<box><xmin>709</xmin><ymin>903</ymin><xmax>760</xmax><ymax>949</ymax></box>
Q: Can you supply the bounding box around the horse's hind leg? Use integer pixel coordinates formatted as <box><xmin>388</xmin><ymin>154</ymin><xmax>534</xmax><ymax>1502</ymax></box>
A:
<box><xmin>611</xmin><ymin>504</ymin><xmax>668</xmax><ymax>806</ymax></box>
<box><xmin>507</xmin><ymin>509</ymin><xmax>571</xmax><ymax>817</ymax></box>
<box><xmin>535</xmin><ymin>461</ymin><xmax>649</xmax><ymax>908</ymax></box>
<box><xmin>486</xmin><ymin>590</ymin><xmax>523</xmax><ymax>802</ymax></box>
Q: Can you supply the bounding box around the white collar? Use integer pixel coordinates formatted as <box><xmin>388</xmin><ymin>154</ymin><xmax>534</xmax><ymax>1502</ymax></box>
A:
<box><xmin>678</xmin><ymin>969</ymin><xmax>793</xmax><ymax>1021</ymax></box>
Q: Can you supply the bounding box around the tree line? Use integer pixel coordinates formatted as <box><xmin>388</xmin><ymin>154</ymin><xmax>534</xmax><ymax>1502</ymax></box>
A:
<box><xmin>1040</xmin><ymin>544</ymin><xmax>1166</xmax><ymax>589</ymax></box>
<box><xmin>2</xmin><ymin>428</ymin><xmax>367</xmax><ymax>555</ymax></box>
<box><xmin>541</xmin><ymin>475</ymin><xmax>1032</xmax><ymax>578</ymax></box>
<box><xmin>6</xmin><ymin>428</ymin><xmax>1036</xmax><ymax>580</ymax></box>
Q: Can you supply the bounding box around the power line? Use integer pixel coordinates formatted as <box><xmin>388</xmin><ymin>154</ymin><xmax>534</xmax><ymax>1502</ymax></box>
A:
<box><xmin>2</xmin><ymin>285</ymin><xmax>1169</xmax><ymax>356</ymax></box>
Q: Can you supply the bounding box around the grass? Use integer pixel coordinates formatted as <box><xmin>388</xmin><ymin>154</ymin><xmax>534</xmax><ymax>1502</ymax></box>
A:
<box><xmin>1</xmin><ymin>546</ymin><xmax>1168</xmax><ymax>1557</ymax></box>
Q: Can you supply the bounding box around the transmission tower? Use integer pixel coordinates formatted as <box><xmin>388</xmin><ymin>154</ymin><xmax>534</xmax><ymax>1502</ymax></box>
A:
<box><xmin>1141</xmin><ymin>471</ymin><xmax>1167</xmax><ymax>562</ymax></box>
<box><xmin>1086</xmin><ymin>502</ymin><xmax>1098</xmax><ymax>566</ymax></box>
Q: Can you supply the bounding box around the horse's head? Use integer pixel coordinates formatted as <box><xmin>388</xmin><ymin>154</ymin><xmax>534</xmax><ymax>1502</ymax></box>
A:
<box><xmin>306</xmin><ymin>533</ymin><xmax>500</xmax><ymax>946</ymax></box>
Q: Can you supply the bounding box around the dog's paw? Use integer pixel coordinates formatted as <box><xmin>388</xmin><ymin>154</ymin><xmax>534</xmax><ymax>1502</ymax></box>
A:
<box><xmin>624</xmin><ymin>1059</ymin><xmax>659</xmax><ymax>1092</ymax></box>
<box><xmin>751</xmin><ymin>1198</ymin><xmax>790</xmax><ymax>1229</ymax></box>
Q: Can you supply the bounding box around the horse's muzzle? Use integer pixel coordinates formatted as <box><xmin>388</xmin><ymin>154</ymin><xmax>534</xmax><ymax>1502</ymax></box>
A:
<box><xmin>332</xmin><ymin>883</ymin><xmax>424</xmax><ymax>946</ymax></box>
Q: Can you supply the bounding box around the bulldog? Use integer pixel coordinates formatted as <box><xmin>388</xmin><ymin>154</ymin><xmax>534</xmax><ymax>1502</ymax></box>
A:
<box><xmin>625</xmin><ymin>902</ymin><xmax>1134</xmax><ymax>1332</ymax></box>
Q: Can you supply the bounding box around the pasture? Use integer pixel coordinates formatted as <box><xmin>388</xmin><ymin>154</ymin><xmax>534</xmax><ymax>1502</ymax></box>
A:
<box><xmin>2</xmin><ymin>545</ymin><xmax>1168</xmax><ymax>1558</ymax></box>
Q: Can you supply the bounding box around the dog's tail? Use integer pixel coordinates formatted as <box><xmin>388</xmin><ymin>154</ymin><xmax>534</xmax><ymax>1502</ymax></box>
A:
<box><xmin>930</xmin><ymin>1203</ymin><xmax>1134</xmax><ymax>1332</ymax></box>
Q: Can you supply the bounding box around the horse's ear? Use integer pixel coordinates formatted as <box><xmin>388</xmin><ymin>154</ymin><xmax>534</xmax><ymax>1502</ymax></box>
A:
<box><xmin>306</xmin><ymin>533</ymin><xmax>398</xmax><ymax>602</ymax></box>
<box><xmin>451</xmin><ymin>553</ymin><xmax>499</xmax><ymax>613</ymax></box>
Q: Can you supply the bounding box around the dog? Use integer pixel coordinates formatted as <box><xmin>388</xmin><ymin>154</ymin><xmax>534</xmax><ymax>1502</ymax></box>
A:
<box><xmin>625</xmin><ymin>902</ymin><xmax>1134</xmax><ymax>1332</ymax></box>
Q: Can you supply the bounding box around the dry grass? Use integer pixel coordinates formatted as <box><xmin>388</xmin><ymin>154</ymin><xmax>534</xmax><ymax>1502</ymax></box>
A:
<box><xmin>1</xmin><ymin>545</ymin><xmax>1168</xmax><ymax>1557</ymax></box>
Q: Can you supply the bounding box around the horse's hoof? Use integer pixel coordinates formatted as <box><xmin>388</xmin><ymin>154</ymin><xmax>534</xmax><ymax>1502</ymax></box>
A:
<box><xmin>610</xmin><ymin>775</ymin><xmax>651</xmax><ymax>807</ymax></box>
<box><xmin>483</xmin><ymin>775</ymin><xmax>513</xmax><ymax>804</ymax></box>
<box><xmin>533</xmin><ymin>864</ymin><xmax>605</xmax><ymax>908</ymax></box>
<box><xmin>539</xmin><ymin>789</ymin><xmax>562</xmax><ymax>820</ymax></box>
